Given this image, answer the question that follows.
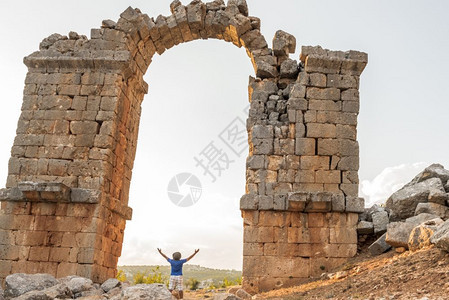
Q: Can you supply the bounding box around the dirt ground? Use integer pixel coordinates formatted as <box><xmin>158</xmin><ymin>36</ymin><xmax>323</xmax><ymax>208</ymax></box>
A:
<box><xmin>182</xmin><ymin>245</ymin><xmax>449</xmax><ymax>299</ymax></box>
<box><xmin>255</xmin><ymin>246</ymin><xmax>449</xmax><ymax>300</ymax></box>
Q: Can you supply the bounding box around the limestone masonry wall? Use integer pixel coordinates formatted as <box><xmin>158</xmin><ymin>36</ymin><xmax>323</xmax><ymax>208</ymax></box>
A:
<box><xmin>0</xmin><ymin>0</ymin><xmax>367</xmax><ymax>293</ymax></box>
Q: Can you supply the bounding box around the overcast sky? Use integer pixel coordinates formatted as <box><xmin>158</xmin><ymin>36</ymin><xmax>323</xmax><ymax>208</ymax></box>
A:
<box><xmin>0</xmin><ymin>0</ymin><xmax>448</xmax><ymax>271</ymax></box>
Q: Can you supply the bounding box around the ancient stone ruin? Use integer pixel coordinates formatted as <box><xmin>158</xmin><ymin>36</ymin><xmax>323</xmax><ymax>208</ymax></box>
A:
<box><xmin>0</xmin><ymin>0</ymin><xmax>367</xmax><ymax>294</ymax></box>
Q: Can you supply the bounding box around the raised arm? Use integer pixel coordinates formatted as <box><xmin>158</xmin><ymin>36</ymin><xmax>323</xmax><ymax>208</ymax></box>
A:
<box><xmin>157</xmin><ymin>248</ymin><xmax>169</xmax><ymax>260</ymax></box>
<box><xmin>186</xmin><ymin>249</ymin><xmax>200</xmax><ymax>262</ymax></box>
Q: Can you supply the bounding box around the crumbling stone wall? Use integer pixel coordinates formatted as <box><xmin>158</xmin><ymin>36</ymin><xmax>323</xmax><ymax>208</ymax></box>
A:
<box><xmin>0</xmin><ymin>0</ymin><xmax>367</xmax><ymax>293</ymax></box>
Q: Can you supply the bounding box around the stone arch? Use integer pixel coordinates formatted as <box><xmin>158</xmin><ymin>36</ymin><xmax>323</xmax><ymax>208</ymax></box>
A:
<box><xmin>0</xmin><ymin>0</ymin><xmax>368</xmax><ymax>293</ymax></box>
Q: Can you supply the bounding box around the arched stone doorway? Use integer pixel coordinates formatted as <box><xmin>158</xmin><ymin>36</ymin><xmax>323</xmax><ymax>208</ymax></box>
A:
<box><xmin>0</xmin><ymin>0</ymin><xmax>367</xmax><ymax>293</ymax></box>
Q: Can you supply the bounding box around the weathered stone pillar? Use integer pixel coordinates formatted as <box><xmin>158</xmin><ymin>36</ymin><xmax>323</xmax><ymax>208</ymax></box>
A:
<box><xmin>241</xmin><ymin>45</ymin><xmax>367</xmax><ymax>293</ymax></box>
<box><xmin>0</xmin><ymin>33</ymin><xmax>140</xmax><ymax>283</ymax></box>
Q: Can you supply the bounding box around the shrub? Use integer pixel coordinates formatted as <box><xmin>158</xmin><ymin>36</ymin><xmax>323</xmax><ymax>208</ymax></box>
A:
<box><xmin>187</xmin><ymin>278</ymin><xmax>200</xmax><ymax>290</ymax></box>
<box><xmin>133</xmin><ymin>267</ymin><xmax>168</xmax><ymax>285</ymax></box>
<box><xmin>116</xmin><ymin>269</ymin><xmax>127</xmax><ymax>282</ymax></box>
<box><xmin>220</xmin><ymin>276</ymin><xmax>242</xmax><ymax>288</ymax></box>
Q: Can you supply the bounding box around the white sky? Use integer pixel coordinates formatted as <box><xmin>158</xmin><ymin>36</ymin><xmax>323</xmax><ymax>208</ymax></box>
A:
<box><xmin>0</xmin><ymin>0</ymin><xmax>448</xmax><ymax>270</ymax></box>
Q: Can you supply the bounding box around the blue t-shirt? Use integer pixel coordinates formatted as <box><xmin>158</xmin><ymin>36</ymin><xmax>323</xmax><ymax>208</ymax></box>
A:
<box><xmin>167</xmin><ymin>258</ymin><xmax>187</xmax><ymax>275</ymax></box>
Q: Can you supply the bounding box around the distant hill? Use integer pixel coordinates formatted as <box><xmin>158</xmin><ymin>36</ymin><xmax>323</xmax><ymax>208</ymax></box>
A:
<box><xmin>118</xmin><ymin>264</ymin><xmax>241</xmax><ymax>287</ymax></box>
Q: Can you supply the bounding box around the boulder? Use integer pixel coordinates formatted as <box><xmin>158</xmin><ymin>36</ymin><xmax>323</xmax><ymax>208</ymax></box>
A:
<box><xmin>235</xmin><ymin>288</ymin><xmax>252</xmax><ymax>299</ymax></box>
<box><xmin>408</xmin><ymin>218</ymin><xmax>444</xmax><ymax>251</ymax></box>
<box><xmin>386</xmin><ymin>177</ymin><xmax>444</xmax><ymax>221</ymax></box>
<box><xmin>4</xmin><ymin>273</ymin><xmax>58</xmax><ymax>298</ymax></box>
<box><xmin>14</xmin><ymin>283</ymin><xmax>73</xmax><ymax>300</ymax></box>
<box><xmin>386</xmin><ymin>213</ymin><xmax>441</xmax><ymax>248</ymax></box>
<box><xmin>428</xmin><ymin>189</ymin><xmax>448</xmax><ymax>205</ymax></box>
<box><xmin>368</xmin><ymin>233</ymin><xmax>391</xmax><ymax>256</ymax></box>
<box><xmin>406</xmin><ymin>213</ymin><xmax>440</xmax><ymax>225</ymax></box>
<box><xmin>372</xmin><ymin>211</ymin><xmax>389</xmax><ymax>234</ymax></box>
<box><xmin>406</xmin><ymin>163</ymin><xmax>449</xmax><ymax>187</ymax></box>
<box><xmin>415</xmin><ymin>202</ymin><xmax>449</xmax><ymax>220</ymax></box>
<box><xmin>385</xmin><ymin>222</ymin><xmax>416</xmax><ymax>248</ymax></box>
<box><xmin>121</xmin><ymin>284</ymin><xmax>172</xmax><ymax>300</ymax></box>
<box><xmin>445</xmin><ymin>180</ymin><xmax>449</xmax><ymax>193</ymax></box>
<box><xmin>65</xmin><ymin>277</ymin><xmax>94</xmax><ymax>295</ymax></box>
<box><xmin>357</xmin><ymin>221</ymin><xmax>374</xmax><ymax>235</ymax></box>
<box><xmin>101</xmin><ymin>278</ymin><xmax>121</xmax><ymax>293</ymax></box>
<box><xmin>431</xmin><ymin>219</ymin><xmax>449</xmax><ymax>252</ymax></box>
<box><xmin>359</xmin><ymin>204</ymin><xmax>386</xmax><ymax>222</ymax></box>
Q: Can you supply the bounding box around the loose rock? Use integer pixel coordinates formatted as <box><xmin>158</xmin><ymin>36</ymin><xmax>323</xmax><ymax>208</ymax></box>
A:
<box><xmin>430</xmin><ymin>219</ymin><xmax>449</xmax><ymax>252</ymax></box>
<box><xmin>408</xmin><ymin>218</ymin><xmax>443</xmax><ymax>251</ymax></box>
<box><xmin>4</xmin><ymin>273</ymin><xmax>58</xmax><ymax>298</ymax></box>
<box><xmin>368</xmin><ymin>233</ymin><xmax>391</xmax><ymax>256</ymax></box>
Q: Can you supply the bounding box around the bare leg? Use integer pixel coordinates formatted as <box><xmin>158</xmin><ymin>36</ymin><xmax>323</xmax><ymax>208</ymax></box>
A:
<box><xmin>179</xmin><ymin>290</ymin><xmax>183</xmax><ymax>299</ymax></box>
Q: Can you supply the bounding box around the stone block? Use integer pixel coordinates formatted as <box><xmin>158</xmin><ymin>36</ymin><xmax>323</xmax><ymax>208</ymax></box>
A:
<box><xmin>342</xmin><ymin>171</ymin><xmax>359</xmax><ymax>184</ymax></box>
<box><xmin>308</xmin><ymin>73</ymin><xmax>326</xmax><ymax>87</ymax></box>
<box><xmin>243</xmin><ymin>242</ymin><xmax>263</xmax><ymax>256</ymax></box>
<box><xmin>318</xmin><ymin>139</ymin><xmax>359</xmax><ymax>156</ymax></box>
<box><xmin>272</xmin><ymin>30</ymin><xmax>296</xmax><ymax>56</ymax></box>
<box><xmin>277</xmin><ymin>138</ymin><xmax>295</xmax><ymax>155</ymax></box>
<box><xmin>28</xmin><ymin>246</ymin><xmax>50</xmax><ymax>261</ymax></box>
<box><xmin>240</xmin><ymin>194</ymin><xmax>258</xmax><ymax>210</ymax></box>
<box><xmin>336</xmin><ymin>125</ymin><xmax>357</xmax><ymax>140</ymax></box>
<box><xmin>71</xmin><ymin>188</ymin><xmax>101</xmax><ymax>204</ymax></box>
<box><xmin>306</xmin><ymin>123</ymin><xmax>336</xmax><ymax>138</ymax></box>
<box><xmin>304</xmin><ymin>55</ymin><xmax>341</xmax><ymax>74</ymax></box>
<box><xmin>345</xmin><ymin>197</ymin><xmax>364</xmax><ymax>213</ymax></box>
<box><xmin>331</xmin><ymin>194</ymin><xmax>345</xmax><ymax>212</ymax></box>
<box><xmin>357</xmin><ymin>221</ymin><xmax>374</xmax><ymax>234</ymax></box>
<box><xmin>340</xmin><ymin>183</ymin><xmax>359</xmax><ymax>197</ymax></box>
<box><xmin>300</xmin><ymin>156</ymin><xmax>329</xmax><ymax>170</ymax></box>
<box><xmin>287</xmin><ymin>98</ymin><xmax>308</xmax><ymax>110</ymax></box>
<box><xmin>274</xmin><ymin>194</ymin><xmax>288</xmax><ymax>211</ymax></box>
<box><xmin>287</xmin><ymin>227</ymin><xmax>310</xmax><ymax>243</ymax></box>
<box><xmin>252</xmin><ymin>125</ymin><xmax>273</xmax><ymax>139</ymax></box>
<box><xmin>337</xmin><ymin>156</ymin><xmax>359</xmax><ymax>171</ymax></box>
<box><xmin>287</xmin><ymin>193</ymin><xmax>306</xmax><ymax>212</ymax></box>
<box><xmin>341</xmin><ymin>89</ymin><xmax>359</xmax><ymax>101</ymax></box>
<box><xmin>306</xmin><ymin>87</ymin><xmax>340</xmax><ymax>101</ymax></box>
<box><xmin>372</xmin><ymin>211</ymin><xmax>389</xmax><ymax>234</ymax></box>
<box><xmin>305</xmin><ymin>193</ymin><xmax>332</xmax><ymax>212</ymax></box>
<box><xmin>295</xmin><ymin>123</ymin><xmax>306</xmax><ymax>138</ymax></box>
<box><xmin>315</xmin><ymin>170</ymin><xmax>341</xmax><ymax>184</ymax></box>
<box><xmin>290</xmin><ymin>83</ymin><xmax>306</xmax><ymax>98</ymax></box>
<box><xmin>330</xmin><ymin>227</ymin><xmax>357</xmax><ymax>244</ymax></box>
<box><xmin>308</xmin><ymin>213</ymin><xmax>326</xmax><ymax>227</ymax></box>
<box><xmin>342</xmin><ymin>101</ymin><xmax>360</xmax><ymax>113</ymax></box>
<box><xmin>327</xmin><ymin>74</ymin><xmax>358</xmax><ymax>89</ymax></box>
<box><xmin>385</xmin><ymin>222</ymin><xmax>416</xmax><ymax>248</ymax></box>
<box><xmin>247</xmin><ymin>155</ymin><xmax>265</xmax><ymax>170</ymax></box>
<box><xmin>295</xmin><ymin>138</ymin><xmax>315</xmax><ymax>155</ymax></box>
<box><xmin>258</xmin><ymin>195</ymin><xmax>274</xmax><ymax>210</ymax></box>
<box><xmin>295</xmin><ymin>170</ymin><xmax>315</xmax><ymax>183</ymax></box>
<box><xmin>368</xmin><ymin>233</ymin><xmax>391</xmax><ymax>256</ymax></box>
<box><xmin>280</xmin><ymin>59</ymin><xmax>299</xmax><ymax>79</ymax></box>
<box><xmin>309</xmin><ymin>100</ymin><xmax>341</xmax><ymax>112</ymax></box>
